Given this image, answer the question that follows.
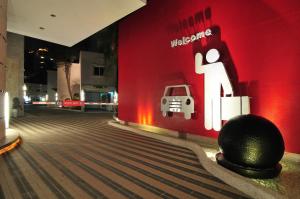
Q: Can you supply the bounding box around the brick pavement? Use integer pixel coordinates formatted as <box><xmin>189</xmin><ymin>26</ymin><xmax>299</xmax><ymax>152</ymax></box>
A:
<box><xmin>0</xmin><ymin>110</ymin><xmax>250</xmax><ymax>199</ymax></box>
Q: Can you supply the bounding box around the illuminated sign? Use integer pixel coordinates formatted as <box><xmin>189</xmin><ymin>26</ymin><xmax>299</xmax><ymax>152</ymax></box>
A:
<box><xmin>63</xmin><ymin>100</ymin><xmax>85</xmax><ymax>107</ymax></box>
<box><xmin>170</xmin><ymin>28</ymin><xmax>212</xmax><ymax>48</ymax></box>
<box><xmin>195</xmin><ymin>49</ymin><xmax>250</xmax><ymax>131</ymax></box>
<box><xmin>161</xmin><ymin>85</ymin><xmax>195</xmax><ymax>119</ymax></box>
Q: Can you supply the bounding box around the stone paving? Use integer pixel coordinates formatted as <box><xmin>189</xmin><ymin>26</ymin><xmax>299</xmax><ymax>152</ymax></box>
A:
<box><xmin>0</xmin><ymin>108</ymin><xmax>250</xmax><ymax>199</ymax></box>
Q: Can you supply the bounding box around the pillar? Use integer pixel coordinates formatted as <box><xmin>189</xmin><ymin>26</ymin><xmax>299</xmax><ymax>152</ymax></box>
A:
<box><xmin>0</xmin><ymin>0</ymin><xmax>7</xmax><ymax>139</ymax></box>
<box><xmin>6</xmin><ymin>32</ymin><xmax>24</xmax><ymax>117</ymax></box>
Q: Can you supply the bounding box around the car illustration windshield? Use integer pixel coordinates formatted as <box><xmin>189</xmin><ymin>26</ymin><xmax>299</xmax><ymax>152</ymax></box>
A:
<box><xmin>166</xmin><ymin>87</ymin><xmax>188</xmax><ymax>96</ymax></box>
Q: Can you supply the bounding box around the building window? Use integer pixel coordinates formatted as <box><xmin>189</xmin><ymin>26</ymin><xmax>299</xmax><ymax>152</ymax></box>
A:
<box><xmin>94</xmin><ymin>67</ymin><xmax>104</xmax><ymax>76</ymax></box>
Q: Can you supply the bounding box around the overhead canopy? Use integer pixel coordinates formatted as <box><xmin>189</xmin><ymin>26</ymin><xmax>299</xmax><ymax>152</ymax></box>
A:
<box><xmin>7</xmin><ymin>0</ymin><xmax>146</xmax><ymax>47</ymax></box>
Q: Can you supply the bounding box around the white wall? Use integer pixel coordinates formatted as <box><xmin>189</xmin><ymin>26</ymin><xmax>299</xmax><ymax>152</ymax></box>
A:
<box><xmin>80</xmin><ymin>51</ymin><xmax>107</xmax><ymax>87</ymax></box>
<box><xmin>26</xmin><ymin>83</ymin><xmax>47</xmax><ymax>100</ymax></box>
<box><xmin>57</xmin><ymin>62</ymin><xmax>81</xmax><ymax>101</ymax></box>
<box><xmin>47</xmin><ymin>70</ymin><xmax>57</xmax><ymax>102</ymax></box>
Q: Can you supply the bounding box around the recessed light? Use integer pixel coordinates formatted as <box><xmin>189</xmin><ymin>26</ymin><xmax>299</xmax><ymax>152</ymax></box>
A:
<box><xmin>38</xmin><ymin>48</ymin><xmax>48</xmax><ymax>52</ymax></box>
<box><xmin>39</xmin><ymin>27</ymin><xmax>45</xmax><ymax>30</ymax></box>
<box><xmin>40</xmin><ymin>56</ymin><xmax>44</xmax><ymax>59</ymax></box>
<box><xmin>50</xmin><ymin>14</ymin><xmax>56</xmax><ymax>17</ymax></box>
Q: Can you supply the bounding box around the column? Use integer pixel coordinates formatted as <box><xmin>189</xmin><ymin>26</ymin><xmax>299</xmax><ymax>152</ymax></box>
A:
<box><xmin>0</xmin><ymin>0</ymin><xmax>7</xmax><ymax>139</ymax></box>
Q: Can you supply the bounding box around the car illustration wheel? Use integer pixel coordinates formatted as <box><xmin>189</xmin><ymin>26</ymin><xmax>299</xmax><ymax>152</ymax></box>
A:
<box><xmin>162</xmin><ymin>111</ymin><xmax>167</xmax><ymax>117</ymax></box>
<box><xmin>167</xmin><ymin>112</ymin><xmax>173</xmax><ymax>117</ymax></box>
<box><xmin>184</xmin><ymin>113</ymin><xmax>191</xmax><ymax>120</ymax></box>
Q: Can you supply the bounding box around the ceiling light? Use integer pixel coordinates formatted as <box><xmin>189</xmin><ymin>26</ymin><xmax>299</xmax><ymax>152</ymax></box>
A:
<box><xmin>40</xmin><ymin>56</ymin><xmax>44</xmax><ymax>59</ymax></box>
<box><xmin>50</xmin><ymin>58</ymin><xmax>54</xmax><ymax>61</ymax></box>
<box><xmin>38</xmin><ymin>48</ymin><xmax>48</xmax><ymax>52</ymax></box>
<box><xmin>40</xmin><ymin>61</ymin><xmax>44</xmax><ymax>64</ymax></box>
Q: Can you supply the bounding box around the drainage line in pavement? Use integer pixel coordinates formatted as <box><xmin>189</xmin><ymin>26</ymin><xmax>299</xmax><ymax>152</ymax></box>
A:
<box><xmin>26</xmin><ymin>144</ymin><xmax>108</xmax><ymax>199</ymax></box>
<box><xmin>81</xmin><ymin>144</ymin><xmax>249</xmax><ymax>199</ymax></box>
<box><xmin>3</xmin><ymin>152</ymin><xmax>39</xmax><ymax>199</ymax></box>
<box><xmin>30</xmin><ymin>144</ymin><xmax>140</xmax><ymax>199</ymax></box>
<box><xmin>18</xmin><ymin>147</ymin><xmax>74</xmax><ymax>199</ymax></box>
<box><xmin>16</xmin><ymin>119</ymin><xmax>215</xmax><ymax>182</ymax></box>
<box><xmin>68</xmin><ymin>147</ymin><xmax>212</xmax><ymax>199</ymax></box>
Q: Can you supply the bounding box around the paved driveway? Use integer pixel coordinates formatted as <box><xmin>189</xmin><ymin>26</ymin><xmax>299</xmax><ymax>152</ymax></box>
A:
<box><xmin>0</xmin><ymin>108</ymin><xmax>250</xmax><ymax>199</ymax></box>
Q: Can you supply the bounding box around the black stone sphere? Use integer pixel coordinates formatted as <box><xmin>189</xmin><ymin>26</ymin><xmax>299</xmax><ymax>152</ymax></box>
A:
<box><xmin>216</xmin><ymin>114</ymin><xmax>285</xmax><ymax>178</ymax></box>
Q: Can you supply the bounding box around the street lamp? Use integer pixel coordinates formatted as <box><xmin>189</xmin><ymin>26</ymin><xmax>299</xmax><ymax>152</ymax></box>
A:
<box><xmin>23</xmin><ymin>84</ymin><xmax>27</xmax><ymax>100</ymax></box>
<box><xmin>80</xmin><ymin>90</ymin><xmax>85</xmax><ymax>101</ymax></box>
<box><xmin>4</xmin><ymin>92</ymin><xmax>9</xmax><ymax>129</ymax></box>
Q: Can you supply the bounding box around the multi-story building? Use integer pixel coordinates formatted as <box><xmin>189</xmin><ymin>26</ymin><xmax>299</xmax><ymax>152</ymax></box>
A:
<box><xmin>57</xmin><ymin>51</ymin><xmax>117</xmax><ymax>110</ymax></box>
<box><xmin>47</xmin><ymin>70</ymin><xmax>57</xmax><ymax>102</ymax></box>
<box><xmin>24</xmin><ymin>83</ymin><xmax>47</xmax><ymax>102</ymax></box>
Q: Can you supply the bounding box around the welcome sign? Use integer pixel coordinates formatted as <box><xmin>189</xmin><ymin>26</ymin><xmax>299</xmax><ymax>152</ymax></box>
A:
<box><xmin>170</xmin><ymin>28</ymin><xmax>212</xmax><ymax>48</ymax></box>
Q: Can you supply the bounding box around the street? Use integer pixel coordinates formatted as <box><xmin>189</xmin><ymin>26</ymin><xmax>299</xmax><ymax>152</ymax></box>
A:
<box><xmin>0</xmin><ymin>107</ymin><xmax>249</xmax><ymax>199</ymax></box>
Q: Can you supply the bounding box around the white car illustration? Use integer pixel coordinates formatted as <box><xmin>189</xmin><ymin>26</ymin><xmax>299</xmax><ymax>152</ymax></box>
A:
<box><xmin>161</xmin><ymin>84</ymin><xmax>194</xmax><ymax>119</ymax></box>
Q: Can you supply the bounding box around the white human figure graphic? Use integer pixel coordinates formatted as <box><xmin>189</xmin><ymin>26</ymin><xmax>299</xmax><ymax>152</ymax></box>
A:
<box><xmin>195</xmin><ymin>49</ymin><xmax>233</xmax><ymax>131</ymax></box>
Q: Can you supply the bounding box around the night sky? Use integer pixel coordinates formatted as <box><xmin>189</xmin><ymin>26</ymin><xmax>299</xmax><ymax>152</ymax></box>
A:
<box><xmin>24</xmin><ymin>23</ymin><xmax>118</xmax><ymax>84</ymax></box>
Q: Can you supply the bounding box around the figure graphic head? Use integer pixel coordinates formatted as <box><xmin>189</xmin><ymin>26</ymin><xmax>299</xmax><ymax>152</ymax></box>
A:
<box><xmin>206</xmin><ymin>48</ymin><xmax>220</xmax><ymax>63</ymax></box>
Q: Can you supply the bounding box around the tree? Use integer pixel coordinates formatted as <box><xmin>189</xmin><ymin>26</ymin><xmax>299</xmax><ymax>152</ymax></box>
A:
<box><xmin>64</xmin><ymin>60</ymin><xmax>73</xmax><ymax>100</ymax></box>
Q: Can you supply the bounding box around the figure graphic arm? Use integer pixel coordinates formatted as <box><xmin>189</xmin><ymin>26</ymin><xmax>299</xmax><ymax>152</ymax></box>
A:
<box><xmin>195</xmin><ymin>52</ymin><xmax>205</xmax><ymax>74</ymax></box>
<box><xmin>219</xmin><ymin>63</ymin><xmax>234</xmax><ymax>96</ymax></box>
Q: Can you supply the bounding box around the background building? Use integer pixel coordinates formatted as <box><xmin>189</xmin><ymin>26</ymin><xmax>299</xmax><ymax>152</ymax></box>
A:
<box><xmin>47</xmin><ymin>70</ymin><xmax>57</xmax><ymax>102</ymax></box>
<box><xmin>80</xmin><ymin>51</ymin><xmax>116</xmax><ymax>103</ymax></box>
<box><xmin>57</xmin><ymin>51</ymin><xmax>117</xmax><ymax>111</ymax></box>
<box><xmin>25</xmin><ymin>83</ymin><xmax>48</xmax><ymax>102</ymax></box>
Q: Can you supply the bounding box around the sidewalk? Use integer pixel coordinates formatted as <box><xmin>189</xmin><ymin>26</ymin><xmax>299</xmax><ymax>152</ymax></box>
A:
<box><xmin>109</xmin><ymin>120</ymin><xmax>300</xmax><ymax>199</ymax></box>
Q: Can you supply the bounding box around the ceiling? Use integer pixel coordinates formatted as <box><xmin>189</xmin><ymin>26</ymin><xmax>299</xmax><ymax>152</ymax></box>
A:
<box><xmin>7</xmin><ymin>0</ymin><xmax>146</xmax><ymax>47</ymax></box>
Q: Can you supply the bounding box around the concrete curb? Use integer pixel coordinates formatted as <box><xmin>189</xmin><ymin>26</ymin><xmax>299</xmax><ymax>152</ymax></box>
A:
<box><xmin>0</xmin><ymin>129</ymin><xmax>21</xmax><ymax>155</ymax></box>
<box><xmin>108</xmin><ymin>120</ymin><xmax>286</xmax><ymax>199</ymax></box>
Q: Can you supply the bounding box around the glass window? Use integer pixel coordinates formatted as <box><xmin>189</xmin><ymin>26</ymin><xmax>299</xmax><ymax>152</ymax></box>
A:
<box><xmin>94</xmin><ymin>67</ymin><xmax>104</xmax><ymax>76</ymax></box>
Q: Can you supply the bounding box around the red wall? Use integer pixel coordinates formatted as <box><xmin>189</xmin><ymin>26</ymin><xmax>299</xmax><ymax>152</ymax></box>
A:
<box><xmin>118</xmin><ymin>0</ymin><xmax>300</xmax><ymax>154</ymax></box>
